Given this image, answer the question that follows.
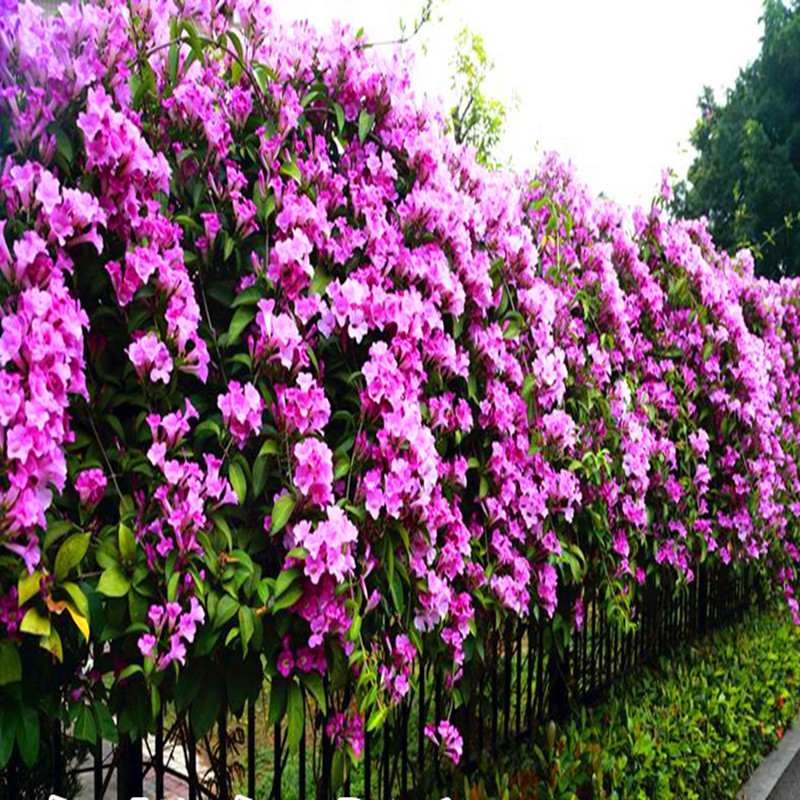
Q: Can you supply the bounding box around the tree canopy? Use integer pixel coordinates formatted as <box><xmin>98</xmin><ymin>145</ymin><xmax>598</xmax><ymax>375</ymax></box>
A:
<box><xmin>675</xmin><ymin>0</ymin><xmax>800</xmax><ymax>279</ymax></box>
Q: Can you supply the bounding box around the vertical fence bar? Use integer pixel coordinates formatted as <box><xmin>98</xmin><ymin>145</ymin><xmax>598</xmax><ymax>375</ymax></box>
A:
<box><xmin>218</xmin><ymin>702</ymin><xmax>228</xmax><ymax>800</ymax></box>
<box><xmin>535</xmin><ymin>619</ymin><xmax>545</xmax><ymax>720</ymax></box>
<box><xmin>274</xmin><ymin>721</ymin><xmax>283</xmax><ymax>800</ymax></box>
<box><xmin>94</xmin><ymin>736</ymin><xmax>104</xmax><ymax>799</ymax></box>
<box><xmin>248</xmin><ymin>700</ymin><xmax>257</xmax><ymax>800</ymax></box>
<box><xmin>525</xmin><ymin>615</ymin><xmax>534</xmax><ymax>731</ymax></box>
<box><xmin>364</xmin><ymin>728</ymin><xmax>371</xmax><ymax>800</ymax></box>
<box><xmin>52</xmin><ymin>719</ymin><xmax>63</xmax><ymax>797</ymax></box>
<box><xmin>298</xmin><ymin>717</ymin><xmax>306</xmax><ymax>800</ymax></box>
<box><xmin>516</xmin><ymin>622</ymin><xmax>523</xmax><ymax>735</ymax></box>
<box><xmin>591</xmin><ymin>594</ymin><xmax>598</xmax><ymax>691</ymax></box>
<box><xmin>117</xmin><ymin>734</ymin><xmax>143</xmax><ymax>800</ymax></box>
<box><xmin>187</xmin><ymin>720</ymin><xmax>197</xmax><ymax>800</ymax></box>
<box><xmin>155</xmin><ymin>708</ymin><xmax>164</xmax><ymax>800</ymax></box>
<box><xmin>383</xmin><ymin>722</ymin><xmax>391</xmax><ymax>800</ymax></box>
<box><xmin>503</xmin><ymin>622</ymin><xmax>512</xmax><ymax>741</ymax></box>
<box><xmin>417</xmin><ymin>659</ymin><xmax>425</xmax><ymax>777</ymax></box>
<box><xmin>402</xmin><ymin>699</ymin><xmax>409</xmax><ymax>799</ymax></box>
<box><xmin>477</xmin><ymin>665</ymin><xmax>485</xmax><ymax>754</ymax></box>
<box><xmin>491</xmin><ymin>631</ymin><xmax>498</xmax><ymax>749</ymax></box>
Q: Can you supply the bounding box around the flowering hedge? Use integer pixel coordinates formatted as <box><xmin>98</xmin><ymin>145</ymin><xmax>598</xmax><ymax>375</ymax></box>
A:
<box><xmin>1</xmin><ymin>0</ymin><xmax>799</xmax><ymax>781</ymax></box>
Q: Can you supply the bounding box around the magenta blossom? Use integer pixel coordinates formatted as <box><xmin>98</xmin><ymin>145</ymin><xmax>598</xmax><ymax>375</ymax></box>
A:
<box><xmin>74</xmin><ymin>468</ymin><xmax>107</xmax><ymax>507</ymax></box>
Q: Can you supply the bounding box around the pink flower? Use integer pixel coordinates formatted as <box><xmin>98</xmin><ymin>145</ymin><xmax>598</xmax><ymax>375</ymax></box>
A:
<box><xmin>138</xmin><ymin>634</ymin><xmax>158</xmax><ymax>659</ymax></box>
<box><xmin>277</xmin><ymin>648</ymin><xmax>294</xmax><ymax>677</ymax></box>
<box><xmin>218</xmin><ymin>380</ymin><xmax>264</xmax><ymax>448</ymax></box>
<box><xmin>127</xmin><ymin>332</ymin><xmax>173</xmax><ymax>384</ymax></box>
<box><xmin>293</xmin><ymin>438</ymin><xmax>334</xmax><ymax>507</ymax></box>
<box><xmin>75</xmin><ymin>468</ymin><xmax>107</xmax><ymax>507</ymax></box>
<box><xmin>688</xmin><ymin>429</ymin><xmax>710</xmax><ymax>459</ymax></box>
<box><xmin>424</xmin><ymin>720</ymin><xmax>463</xmax><ymax>764</ymax></box>
<box><xmin>276</xmin><ymin>373</ymin><xmax>330</xmax><ymax>435</ymax></box>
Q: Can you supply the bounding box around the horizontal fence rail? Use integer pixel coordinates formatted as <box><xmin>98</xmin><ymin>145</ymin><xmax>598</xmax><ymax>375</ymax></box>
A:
<box><xmin>5</xmin><ymin>564</ymin><xmax>757</xmax><ymax>800</ymax></box>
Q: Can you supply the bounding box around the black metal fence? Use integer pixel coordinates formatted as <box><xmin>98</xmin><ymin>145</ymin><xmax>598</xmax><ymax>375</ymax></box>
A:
<box><xmin>5</xmin><ymin>563</ymin><xmax>757</xmax><ymax>800</ymax></box>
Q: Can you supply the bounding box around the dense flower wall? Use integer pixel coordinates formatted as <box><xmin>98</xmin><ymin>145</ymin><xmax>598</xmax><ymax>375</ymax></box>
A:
<box><xmin>1</xmin><ymin>0</ymin><xmax>799</xmax><ymax>775</ymax></box>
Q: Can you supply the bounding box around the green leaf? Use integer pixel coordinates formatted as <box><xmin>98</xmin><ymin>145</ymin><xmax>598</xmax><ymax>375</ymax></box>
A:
<box><xmin>229</xmin><ymin>462</ymin><xmax>247</xmax><ymax>505</ymax></box>
<box><xmin>97</xmin><ymin>565</ymin><xmax>131</xmax><ymax>598</ymax></box>
<box><xmin>226</xmin><ymin>307</ymin><xmax>256</xmax><ymax>347</ymax></box>
<box><xmin>300</xmin><ymin>672</ymin><xmax>326</xmax><ymax>715</ymax></box>
<box><xmin>190</xmin><ymin>680</ymin><xmax>221</xmax><ymax>739</ymax></box>
<box><xmin>42</xmin><ymin>520</ymin><xmax>73</xmax><ymax>553</ymax></box>
<box><xmin>118</xmin><ymin>664</ymin><xmax>144</xmax><ymax>682</ymax></box>
<box><xmin>39</xmin><ymin>629</ymin><xmax>63</xmax><ymax>662</ymax></box>
<box><xmin>258</xmin><ymin>439</ymin><xmax>280</xmax><ymax>459</ymax></box>
<box><xmin>94</xmin><ymin>701</ymin><xmax>118</xmax><ymax>743</ymax></box>
<box><xmin>17</xmin><ymin>571</ymin><xmax>42</xmax><ymax>607</ymax></box>
<box><xmin>55</xmin><ymin>128</ymin><xmax>74</xmax><ymax>166</ymax></box>
<box><xmin>367</xmin><ymin>704</ymin><xmax>389</xmax><ymax>732</ymax></box>
<box><xmin>214</xmin><ymin>595</ymin><xmax>239</xmax><ymax>629</ymax></box>
<box><xmin>74</xmin><ymin>704</ymin><xmax>98</xmax><ymax>743</ymax></box>
<box><xmin>287</xmin><ymin>682</ymin><xmax>304</xmax><ymax>752</ymax></box>
<box><xmin>270</xmin><ymin>494</ymin><xmax>295</xmax><ymax>535</ymax></box>
<box><xmin>238</xmin><ymin>606</ymin><xmax>255</xmax><ymax>654</ymax></box>
<box><xmin>280</xmin><ymin>159</ymin><xmax>302</xmax><ymax>184</ymax></box>
<box><xmin>0</xmin><ymin>706</ymin><xmax>15</xmax><ymax>769</ymax></box>
<box><xmin>54</xmin><ymin>532</ymin><xmax>91</xmax><ymax>581</ymax></box>
<box><xmin>333</xmin><ymin>102</ymin><xmax>345</xmax><ymax>133</ymax></box>
<box><xmin>333</xmin><ymin>456</ymin><xmax>350</xmax><ymax>480</ymax></box>
<box><xmin>16</xmin><ymin>705</ymin><xmax>39</xmax><ymax>767</ymax></box>
<box><xmin>232</xmin><ymin>285</ymin><xmax>263</xmax><ymax>308</ymax></box>
<box><xmin>252</xmin><ymin>455</ymin><xmax>269</xmax><ymax>500</ymax></box>
<box><xmin>272</xmin><ymin>584</ymin><xmax>303</xmax><ymax>612</ymax></box>
<box><xmin>358</xmin><ymin>109</ymin><xmax>374</xmax><ymax>144</ymax></box>
<box><xmin>119</xmin><ymin>523</ymin><xmax>136</xmax><ymax>561</ymax></box>
<box><xmin>0</xmin><ymin>640</ymin><xmax>21</xmax><ymax>686</ymax></box>
<box><xmin>268</xmin><ymin>679</ymin><xmax>287</xmax><ymax>726</ymax></box>
<box><xmin>168</xmin><ymin>41</ymin><xmax>180</xmax><ymax>85</ymax></box>
<box><xmin>20</xmin><ymin>608</ymin><xmax>51</xmax><ymax>637</ymax></box>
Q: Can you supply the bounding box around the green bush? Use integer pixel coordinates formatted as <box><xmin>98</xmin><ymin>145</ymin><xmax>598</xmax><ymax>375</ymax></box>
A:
<box><xmin>465</xmin><ymin>606</ymin><xmax>800</xmax><ymax>800</ymax></box>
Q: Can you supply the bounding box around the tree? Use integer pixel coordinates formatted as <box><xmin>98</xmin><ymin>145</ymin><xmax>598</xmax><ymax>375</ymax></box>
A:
<box><xmin>674</xmin><ymin>0</ymin><xmax>800</xmax><ymax>279</ymax></box>
<box><xmin>449</xmin><ymin>27</ymin><xmax>509</xmax><ymax>167</ymax></box>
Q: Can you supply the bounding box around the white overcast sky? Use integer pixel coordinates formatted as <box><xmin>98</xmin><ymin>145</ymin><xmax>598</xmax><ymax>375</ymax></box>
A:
<box><xmin>277</xmin><ymin>1</ymin><xmax>764</xmax><ymax>207</ymax></box>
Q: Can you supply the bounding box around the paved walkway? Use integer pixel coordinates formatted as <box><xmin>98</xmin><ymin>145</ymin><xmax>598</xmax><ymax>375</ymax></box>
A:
<box><xmin>738</xmin><ymin>714</ymin><xmax>800</xmax><ymax>800</ymax></box>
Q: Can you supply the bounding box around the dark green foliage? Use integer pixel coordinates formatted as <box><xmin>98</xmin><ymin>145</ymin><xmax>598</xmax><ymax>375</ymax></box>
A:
<box><xmin>465</xmin><ymin>607</ymin><xmax>800</xmax><ymax>799</ymax></box>
<box><xmin>675</xmin><ymin>1</ymin><xmax>800</xmax><ymax>278</ymax></box>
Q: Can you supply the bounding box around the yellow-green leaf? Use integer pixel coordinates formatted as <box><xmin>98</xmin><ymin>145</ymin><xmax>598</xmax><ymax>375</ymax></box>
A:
<box><xmin>61</xmin><ymin>582</ymin><xmax>89</xmax><ymax>618</ymax></box>
<box><xmin>119</xmin><ymin>523</ymin><xmax>135</xmax><ymax>561</ymax></box>
<box><xmin>97</xmin><ymin>565</ymin><xmax>130</xmax><ymax>598</ymax></box>
<box><xmin>18</xmin><ymin>571</ymin><xmax>43</xmax><ymax>607</ymax></box>
<box><xmin>270</xmin><ymin>494</ymin><xmax>295</xmax><ymax>536</ymax></box>
<box><xmin>40</xmin><ymin>629</ymin><xmax>63</xmax><ymax>662</ymax></box>
<box><xmin>20</xmin><ymin>607</ymin><xmax>51</xmax><ymax>637</ymax></box>
<box><xmin>54</xmin><ymin>532</ymin><xmax>91</xmax><ymax>582</ymax></box>
<box><xmin>65</xmin><ymin>602</ymin><xmax>90</xmax><ymax>642</ymax></box>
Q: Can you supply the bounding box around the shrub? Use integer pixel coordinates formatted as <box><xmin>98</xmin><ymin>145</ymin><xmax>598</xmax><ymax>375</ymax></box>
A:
<box><xmin>0</xmin><ymin>0</ymin><xmax>799</xmax><ymax>787</ymax></box>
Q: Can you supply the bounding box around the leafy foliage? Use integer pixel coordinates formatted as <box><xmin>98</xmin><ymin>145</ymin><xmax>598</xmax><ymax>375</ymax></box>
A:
<box><xmin>449</xmin><ymin>28</ymin><xmax>509</xmax><ymax>167</ymax></box>
<box><xmin>466</xmin><ymin>605</ymin><xmax>800</xmax><ymax>799</ymax></box>
<box><xmin>675</xmin><ymin>0</ymin><xmax>800</xmax><ymax>279</ymax></box>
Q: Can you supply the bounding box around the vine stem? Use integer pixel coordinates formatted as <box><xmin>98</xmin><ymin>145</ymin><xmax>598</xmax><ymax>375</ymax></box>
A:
<box><xmin>86</xmin><ymin>408</ymin><xmax>123</xmax><ymax>501</ymax></box>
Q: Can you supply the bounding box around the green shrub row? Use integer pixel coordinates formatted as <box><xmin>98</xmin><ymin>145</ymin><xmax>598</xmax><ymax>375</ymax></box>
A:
<box><xmin>464</xmin><ymin>606</ymin><xmax>800</xmax><ymax>800</ymax></box>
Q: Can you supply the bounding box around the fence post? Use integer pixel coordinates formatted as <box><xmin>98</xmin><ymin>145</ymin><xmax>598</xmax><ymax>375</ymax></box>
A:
<box><xmin>117</xmin><ymin>734</ymin><xmax>142</xmax><ymax>800</ymax></box>
<box><xmin>548</xmin><ymin>626</ymin><xmax>570</xmax><ymax>722</ymax></box>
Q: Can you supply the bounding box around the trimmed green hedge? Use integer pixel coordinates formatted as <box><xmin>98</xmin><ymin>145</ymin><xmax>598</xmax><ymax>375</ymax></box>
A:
<box><xmin>464</xmin><ymin>606</ymin><xmax>800</xmax><ymax>800</ymax></box>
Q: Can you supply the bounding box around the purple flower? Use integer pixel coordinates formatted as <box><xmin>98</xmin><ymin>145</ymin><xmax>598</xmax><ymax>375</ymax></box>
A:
<box><xmin>75</xmin><ymin>468</ymin><xmax>107</xmax><ymax>507</ymax></box>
